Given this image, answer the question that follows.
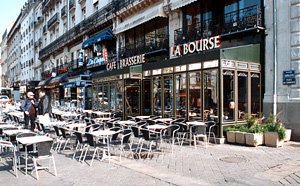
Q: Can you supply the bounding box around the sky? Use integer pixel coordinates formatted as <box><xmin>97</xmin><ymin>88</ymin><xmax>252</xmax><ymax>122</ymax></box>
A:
<box><xmin>0</xmin><ymin>0</ymin><xmax>27</xmax><ymax>40</ymax></box>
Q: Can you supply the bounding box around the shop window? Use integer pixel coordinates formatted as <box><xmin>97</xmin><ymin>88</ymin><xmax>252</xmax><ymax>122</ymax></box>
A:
<box><xmin>163</xmin><ymin>75</ymin><xmax>174</xmax><ymax>117</ymax></box>
<box><xmin>251</xmin><ymin>73</ymin><xmax>260</xmax><ymax>116</ymax></box>
<box><xmin>142</xmin><ymin>79</ymin><xmax>151</xmax><ymax>115</ymax></box>
<box><xmin>175</xmin><ymin>65</ymin><xmax>187</xmax><ymax>72</ymax></box>
<box><xmin>153</xmin><ymin>76</ymin><xmax>162</xmax><ymax>116</ymax></box>
<box><xmin>152</xmin><ymin>69</ymin><xmax>161</xmax><ymax>75</ymax></box>
<box><xmin>204</xmin><ymin>70</ymin><xmax>218</xmax><ymax>122</ymax></box>
<box><xmin>189</xmin><ymin>62</ymin><xmax>201</xmax><ymax>71</ymax></box>
<box><xmin>238</xmin><ymin>71</ymin><xmax>248</xmax><ymax>120</ymax></box>
<box><xmin>110</xmin><ymin>82</ymin><xmax>116</xmax><ymax>112</ymax></box>
<box><xmin>189</xmin><ymin>72</ymin><xmax>202</xmax><ymax>120</ymax></box>
<box><xmin>103</xmin><ymin>83</ymin><xmax>109</xmax><ymax>112</ymax></box>
<box><xmin>116</xmin><ymin>80</ymin><xmax>123</xmax><ymax>114</ymax></box>
<box><xmin>175</xmin><ymin>74</ymin><xmax>187</xmax><ymax>118</ymax></box>
<box><xmin>223</xmin><ymin>70</ymin><xmax>235</xmax><ymax>121</ymax></box>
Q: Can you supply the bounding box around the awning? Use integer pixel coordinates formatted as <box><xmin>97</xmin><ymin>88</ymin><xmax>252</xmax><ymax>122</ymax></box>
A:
<box><xmin>114</xmin><ymin>2</ymin><xmax>167</xmax><ymax>34</ymax></box>
<box><xmin>82</xmin><ymin>28</ymin><xmax>114</xmax><ymax>49</ymax></box>
<box><xmin>82</xmin><ymin>37</ymin><xmax>95</xmax><ymax>49</ymax></box>
<box><xmin>38</xmin><ymin>77</ymin><xmax>53</xmax><ymax>86</ymax></box>
<box><xmin>48</xmin><ymin>74</ymin><xmax>69</xmax><ymax>86</ymax></box>
<box><xmin>94</xmin><ymin>28</ymin><xmax>114</xmax><ymax>43</ymax></box>
<box><xmin>170</xmin><ymin>0</ymin><xmax>198</xmax><ymax>10</ymax></box>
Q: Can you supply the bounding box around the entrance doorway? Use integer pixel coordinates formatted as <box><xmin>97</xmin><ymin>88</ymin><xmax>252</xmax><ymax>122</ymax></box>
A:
<box><xmin>125</xmin><ymin>86</ymin><xmax>140</xmax><ymax>117</ymax></box>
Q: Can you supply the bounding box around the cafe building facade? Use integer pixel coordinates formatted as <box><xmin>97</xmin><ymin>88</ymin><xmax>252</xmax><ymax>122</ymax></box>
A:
<box><xmin>91</xmin><ymin>0</ymin><xmax>265</xmax><ymax>137</ymax></box>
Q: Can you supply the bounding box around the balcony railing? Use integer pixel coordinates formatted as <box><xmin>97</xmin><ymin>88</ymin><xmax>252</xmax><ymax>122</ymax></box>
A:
<box><xmin>40</xmin><ymin>3</ymin><xmax>113</xmax><ymax>60</ymax></box>
<box><xmin>61</xmin><ymin>5</ymin><xmax>66</xmax><ymax>18</ymax></box>
<box><xmin>41</xmin><ymin>60</ymin><xmax>87</xmax><ymax>79</ymax></box>
<box><xmin>174</xmin><ymin>5</ymin><xmax>263</xmax><ymax>45</ymax></box>
<box><xmin>47</xmin><ymin>12</ymin><xmax>59</xmax><ymax>29</ymax></box>
<box><xmin>119</xmin><ymin>34</ymin><xmax>169</xmax><ymax>59</ymax></box>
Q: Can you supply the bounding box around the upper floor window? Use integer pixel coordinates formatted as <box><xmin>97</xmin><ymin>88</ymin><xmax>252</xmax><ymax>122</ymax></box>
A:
<box><xmin>82</xmin><ymin>7</ymin><xmax>86</xmax><ymax>20</ymax></box>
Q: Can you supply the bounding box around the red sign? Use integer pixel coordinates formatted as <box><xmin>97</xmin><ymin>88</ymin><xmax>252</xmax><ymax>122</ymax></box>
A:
<box><xmin>103</xmin><ymin>48</ymin><xmax>108</xmax><ymax>62</ymax></box>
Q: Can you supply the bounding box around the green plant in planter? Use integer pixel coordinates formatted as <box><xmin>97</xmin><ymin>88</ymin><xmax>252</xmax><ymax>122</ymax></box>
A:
<box><xmin>244</xmin><ymin>114</ymin><xmax>257</xmax><ymax>128</ymax></box>
<box><xmin>263</xmin><ymin>114</ymin><xmax>286</xmax><ymax>141</ymax></box>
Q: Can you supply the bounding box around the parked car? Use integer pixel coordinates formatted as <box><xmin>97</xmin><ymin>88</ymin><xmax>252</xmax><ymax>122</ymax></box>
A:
<box><xmin>0</xmin><ymin>95</ymin><xmax>10</xmax><ymax>106</ymax></box>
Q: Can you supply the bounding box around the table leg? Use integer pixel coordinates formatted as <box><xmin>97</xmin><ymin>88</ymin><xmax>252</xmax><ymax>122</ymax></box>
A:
<box><xmin>25</xmin><ymin>146</ymin><xmax>28</xmax><ymax>175</ymax></box>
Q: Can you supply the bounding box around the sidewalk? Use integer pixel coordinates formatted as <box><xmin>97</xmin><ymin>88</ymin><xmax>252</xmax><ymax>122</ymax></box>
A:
<box><xmin>1</xmin><ymin>141</ymin><xmax>300</xmax><ymax>185</ymax></box>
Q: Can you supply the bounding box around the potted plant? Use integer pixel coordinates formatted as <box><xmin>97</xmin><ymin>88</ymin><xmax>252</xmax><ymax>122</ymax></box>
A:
<box><xmin>263</xmin><ymin>115</ymin><xmax>286</xmax><ymax>148</ymax></box>
<box><xmin>245</xmin><ymin>123</ymin><xmax>264</xmax><ymax>147</ymax></box>
<box><xmin>240</xmin><ymin>115</ymin><xmax>264</xmax><ymax>146</ymax></box>
<box><xmin>235</xmin><ymin>125</ymin><xmax>248</xmax><ymax>145</ymax></box>
<box><xmin>225</xmin><ymin>126</ymin><xmax>238</xmax><ymax>144</ymax></box>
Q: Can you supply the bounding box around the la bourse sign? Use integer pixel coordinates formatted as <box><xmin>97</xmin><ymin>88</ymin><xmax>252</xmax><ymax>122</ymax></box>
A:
<box><xmin>171</xmin><ymin>35</ymin><xmax>221</xmax><ymax>57</ymax></box>
<box><xmin>106</xmin><ymin>35</ymin><xmax>221</xmax><ymax>71</ymax></box>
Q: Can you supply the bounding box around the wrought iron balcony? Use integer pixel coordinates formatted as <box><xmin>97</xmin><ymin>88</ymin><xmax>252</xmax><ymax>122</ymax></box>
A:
<box><xmin>61</xmin><ymin>5</ymin><xmax>66</xmax><ymax>18</ymax></box>
<box><xmin>174</xmin><ymin>5</ymin><xmax>263</xmax><ymax>45</ymax></box>
<box><xmin>47</xmin><ymin>12</ymin><xmax>59</xmax><ymax>29</ymax></box>
<box><xmin>119</xmin><ymin>34</ymin><xmax>169</xmax><ymax>59</ymax></box>
<box><xmin>113</xmin><ymin>0</ymin><xmax>160</xmax><ymax>17</ymax></box>
<box><xmin>39</xmin><ymin>3</ymin><xmax>113</xmax><ymax>60</ymax></box>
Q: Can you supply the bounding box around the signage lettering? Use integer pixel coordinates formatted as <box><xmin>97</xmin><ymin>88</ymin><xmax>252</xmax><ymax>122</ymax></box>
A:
<box><xmin>119</xmin><ymin>54</ymin><xmax>145</xmax><ymax>68</ymax></box>
<box><xmin>106</xmin><ymin>54</ymin><xmax>146</xmax><ymax>71</ymax></box>
<box><xmin>283</xmin><ymin>70</ymin><xmax>296</xmax><ymax>85</ymax></box>
<box><xmin>171</xmin><ymin>35</ymin><xmax>221</xmax><ymax>57</ymax></box>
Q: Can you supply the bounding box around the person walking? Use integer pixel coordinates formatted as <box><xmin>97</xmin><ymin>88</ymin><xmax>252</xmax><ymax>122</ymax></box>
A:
<box><xmin>21</xmin><ymin>91</ymin><xmax>38</xmax><ymax>131</ymax></box>
<box><xmin>38</xmin><ymin>89</ymin><xmax>51</xmax><ymax>123</ymax></box>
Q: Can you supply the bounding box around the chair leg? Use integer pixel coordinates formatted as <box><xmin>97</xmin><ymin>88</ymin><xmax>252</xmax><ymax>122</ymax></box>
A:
<box><xmin>52</xmin><ymin>155</ymin><xmax>57</xmax><ymax>176</ymax></box>
<box><xmin>33</xmin><ymin>158</ymin><xmax>39</xmax><ymax>180</ymax></box>
<box><xmin>72</xmin><ymin>143</ymin><xmax>80</xmax><ymax>159</ymax></box>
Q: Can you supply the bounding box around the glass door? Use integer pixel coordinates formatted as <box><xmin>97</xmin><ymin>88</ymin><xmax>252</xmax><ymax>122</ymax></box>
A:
<box><xmin>163</xmin><ymin>75</ymin><xmax>174</xmax><ymax>118</ymax></box>
<box><xmin>125</xmin><ymin>86</ymin><xmax>140</xmax><ymax>117</ymax></box>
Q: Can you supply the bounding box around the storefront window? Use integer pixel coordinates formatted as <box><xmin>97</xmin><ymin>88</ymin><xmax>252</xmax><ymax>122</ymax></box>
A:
<box><xmin>189</xmin><ymin>72</ymin><xmax>202</xmax><ymax>121</ymax></box>
<box><xmin>110</xmin><ymin>82</ymin><xmax>116</xmax><ymax>112</ymax></box>
<box><xmin>251</xmin><ymin>73</ymin><xmax>260</xmax><ymax>116</ymax></box>
<box><xmin>204</xmin><ymin>70</ymin><xmax>218</xmax><ymax>121</ymax></box>
<box><xmin>97</xmin><ymin>84</ymin><xmax>103</xmax><ymax>111</ymax></box>
<box><xmin>142</xmin><ymin>79</ymin><xmax>151</xmax><ymax>115</ymax></box>
<box><xmin>92</xmin><ymin>84</ymin><xmax>97</xmax><ymax>110</ymax></box>
<box><xmin>116</xmin><ymin>80</ymin><xmax>123</xmax><ymax>114</ymax></box>
<box><xmin>238</xmin><ymin>71</ymin><xmax>248</xmax><ymax>120</ymax></box>
<box><xmin>153</xmin><ymin>76</ymin><xmax>162</xmax><ymax>116</ymax></box>
<box><xmin>175</xmin><ymin>74</ymin><xmax>187</xmax><ymax>118</ymax></box>
<box><xmin>223</xmin><ymin>70</ymin><xmax>235</xmax><ymax>122</ymax></box>
<box><xmin>103</xmin><ymin>83</ymin><xmax>109</xmax><ymax>111</ymax></box>
<box><xmin>163</xmin><ymin>75</ymin><xmax>173</xmax><ymax>117</ymax></box>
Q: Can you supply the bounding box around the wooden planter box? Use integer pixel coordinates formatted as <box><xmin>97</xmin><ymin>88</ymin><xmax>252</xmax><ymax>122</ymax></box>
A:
<box><xmin>284</xmin><ymin>129</ymin><xmax>292</xmax><ymax>142</ymax></box>
<box><xmin>226</xmin><ymin>131</ymin><xmax>236</xmax><ymax>144</ymax></box>
<box><xmin>245</xmin><ymin>133</ymin><xmax>264</xmax><ymax>147</ymax></box>
<box><xmin>264</xmin><ymin>132</ymin><xmax>284</xmax><ymax>148</ymax></box>
<box><xmin>235</xmin><ymin>132</ymin><xmax>246</xmax><ymax>145</ymax></box>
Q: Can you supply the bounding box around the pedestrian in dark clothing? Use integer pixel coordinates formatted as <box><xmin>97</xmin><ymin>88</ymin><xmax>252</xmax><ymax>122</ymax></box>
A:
<box><xmin>38</xmin><ymin>89</ymin><xmax>52</xmax><ymax>125</ymax></box>
<box><xmin>21</xmin><ymin>91</ymin><xmax>38</xmax><ymax>131</ymax></box>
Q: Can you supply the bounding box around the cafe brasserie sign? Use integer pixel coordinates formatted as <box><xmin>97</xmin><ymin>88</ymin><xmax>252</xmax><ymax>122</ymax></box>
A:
<box><xmin>171</xmin><ymin>35</ymin><xmax>221</xmax><ymax>57</ymax></box>
<box><xmin>106</xmin><ymin>54</ymin><xmax>145</xmax><ymax>71</ymax></box>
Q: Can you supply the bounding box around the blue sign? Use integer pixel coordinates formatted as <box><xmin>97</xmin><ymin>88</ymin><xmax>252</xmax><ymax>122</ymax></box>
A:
<box><xmin>283</xmin><ymin>70</ymin><xmax>296</xmax><ymax>85</ymax></box>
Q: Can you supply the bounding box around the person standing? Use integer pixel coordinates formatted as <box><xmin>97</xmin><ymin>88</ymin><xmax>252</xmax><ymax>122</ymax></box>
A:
<box><xmin>21</xmin><ymin>91</ymin><xmax>38</xmax><ymax>131</ymax></box>
<box><xmin>38</xmin><ymin>89</ymin><xmax>51</xmax><ymax>123</ymax></box>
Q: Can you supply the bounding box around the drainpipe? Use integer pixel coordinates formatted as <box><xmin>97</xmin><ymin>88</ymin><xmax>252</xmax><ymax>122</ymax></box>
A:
<box><xmin>273</xmin><ymin>0</ymin><xmax>277</xmax><ymax>121</ymax></box>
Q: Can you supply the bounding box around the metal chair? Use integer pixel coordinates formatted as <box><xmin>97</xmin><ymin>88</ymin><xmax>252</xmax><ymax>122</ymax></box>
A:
<box><xmin>31</xmin><ymin>141</ymin><xmax>57</xmax><ymax>180</ymax></box>
<box><xmin>0</xmin><ymin>140</ymin><xmax>18</xmax><ymax>177</ymax></box>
